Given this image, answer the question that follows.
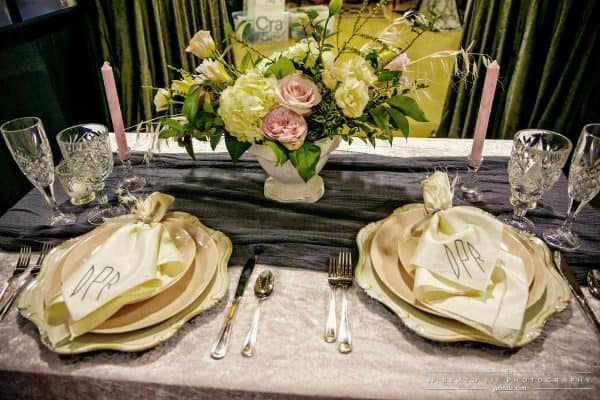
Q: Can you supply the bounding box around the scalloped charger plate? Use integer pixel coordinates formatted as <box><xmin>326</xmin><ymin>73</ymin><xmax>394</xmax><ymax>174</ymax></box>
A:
<box><xmin>356</xmin><ymin>204</ymin><xmax>571</xmax><ymax>347</ymax></box>
<box><xmin>18</xmin><ymin>211</ymin><xmax>232</xmax><ymax>354</ymax></box>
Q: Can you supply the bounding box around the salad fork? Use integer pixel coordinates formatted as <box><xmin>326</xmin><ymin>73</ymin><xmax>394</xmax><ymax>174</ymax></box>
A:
<box><xmin>0</xmin><ymin>246</ymin><xmax>31</xmax><ymax>304</ymax></box>
<box><xmin>0</xmin><ymin>243</ymin><xmax>52</xmax><ymax>320</ymax></box>
<box><xmin>325</xmin><ymin>257</ymin><xmax>338</xmax><ymax>343</ymax></box>
<box><xmin>337</xmin><ymin>251</ymin><xmax>353</xmax><ymax>354</ymax></box>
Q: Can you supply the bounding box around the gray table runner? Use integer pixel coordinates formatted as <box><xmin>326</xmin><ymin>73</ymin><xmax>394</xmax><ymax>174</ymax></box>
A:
<box><xmin>0</xmin><ymin>153</ymin><xmax>598</xmax><ymax>282</ymax></box>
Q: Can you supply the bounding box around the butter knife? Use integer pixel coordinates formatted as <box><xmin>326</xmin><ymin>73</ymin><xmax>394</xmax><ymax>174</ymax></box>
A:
<box><xmin>553</xmin><ymin>251</ymin><xmax>600</xmax><ymax>332</ymax></box>
<box><xmin>210</xmin><ymin>255</ymin><xmax>257</xmax><ymax>359</ymax></box>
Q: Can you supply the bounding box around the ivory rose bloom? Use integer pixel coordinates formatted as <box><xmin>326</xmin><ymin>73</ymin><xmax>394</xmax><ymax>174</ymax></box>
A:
<box><xmin>322</xmin><ymin>54</ymin><xmax>376</xmax><ymax>90</ymax></box>
<box><xmin>421</xmin><ymin>171</ymin><xmax>454</xmax><ymax>211</ymax></box>
<box><xmin>153</xmin><ymin>88</ymin><xmax>170</xmax><ymax>112</ymax></box>
<box><xmin>218</xmin><ymin>70</ymin><xmax>277</xmax><ymax>143</ymax></box>
<box><xmin>186</xmin><ymin>30</ymin><xmax>215</xmax><ymax>58</ymax></box>
<box><xmin>384</xmin><ymin>52</ymin><xmax>410</xmax><ymax>71</ymax></box>
<box><xmin>276</xmin><ymin>73</ymin><xmax>321</xmax><ymax>116</ymax></box>
<box><xmin>261</xmin><ymin>106</ymin><xmax>307</xmax><ymax>151</ymax></box>
<box><xmin>334</xmin><ymin>78</ymin><xmax>369</xmax><ymax>118</ymax></box>
<box><xmin>196</xmin><ymin>59</ymin><xmax>232</xmax><ymax>84</ymax></box>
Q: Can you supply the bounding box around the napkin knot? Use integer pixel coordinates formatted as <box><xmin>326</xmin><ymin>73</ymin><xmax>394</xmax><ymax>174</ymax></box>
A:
<box><xmin>134</xmin><ymin>192</ymin><xmax>174</xmax><ymax>224</ymax></box>
<box><xmin>422</xmin><ymin>171</ymin><xmax>455</xmax><ymax>213</ymax></box>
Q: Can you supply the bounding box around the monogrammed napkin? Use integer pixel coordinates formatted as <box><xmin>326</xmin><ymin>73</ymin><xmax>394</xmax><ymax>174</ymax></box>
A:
<box><xmin>406</xmin><ymin>172</ymin><xmax>529</xmax><ymax>346</ymax></box>
<box><xmin>44</xmin><ymin>193</ymin><xmax>194</xmax><ymax>345</ymax></box>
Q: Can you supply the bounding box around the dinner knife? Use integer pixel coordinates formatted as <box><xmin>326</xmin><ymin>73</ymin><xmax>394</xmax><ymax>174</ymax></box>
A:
<box><xmin>210</xmin><ymin>255</ymin><xmax>257</xmax><ymax>359</ymax></box>
<box><xmin>553</xmin><ymin>251</ymin><xmax>600</xmax><ymax>333</ymax></box>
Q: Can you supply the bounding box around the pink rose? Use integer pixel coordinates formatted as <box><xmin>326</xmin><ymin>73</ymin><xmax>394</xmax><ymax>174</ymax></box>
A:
<box><xmin>276</xmin><ymin>73</ymin><xmax>321</xmax><ymax>116</ymax></box>
<box><xmin>261</xmin><ymin>106</ymin><xmax>308</xmax><ymax>151</ymax></box>
<box><xmin>384</xmin><ymin>52</ymin><xmax>410</xmax><ymax>71</ymax></box>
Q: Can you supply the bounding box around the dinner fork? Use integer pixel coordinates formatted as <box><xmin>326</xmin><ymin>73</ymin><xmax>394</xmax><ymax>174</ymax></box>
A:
<box><xmin>325</xmin><ymin>256</ymin><xmax>338</xmax><ymax>343</ymax></box>
<box><xmin>0</xmin><ymin>243</ymin><xmax>51</xmax><ymax>321</ymax></box>
<box><xmin>0</xmin><ymin>246</ymin><xmax>31</xmax><ymax>304</ymax></box>
<box><xmin>337</xmin><ymin>251</ymin><xmax>353</xmax><ymax>354</ymax></box>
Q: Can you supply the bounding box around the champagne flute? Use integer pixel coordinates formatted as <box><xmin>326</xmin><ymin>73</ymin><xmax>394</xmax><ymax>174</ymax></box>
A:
<box><xmin>544</xmin><ymin>124</ymin><xmax>600</xmax><ymax>251</ymax></box>
<box><xmin>1</xmin><ymin>117</ymin><xmax>76</xmax><ymax>225</ymax></box>
<box><xmin>503</xmin><ymin>129</ymin><xmax>572</xmax><ymax>233</ymax></box>
<box><xmin>57</xmin><ymin>123</ymin><xmax>126</xmax><ymax>225</ymax></box>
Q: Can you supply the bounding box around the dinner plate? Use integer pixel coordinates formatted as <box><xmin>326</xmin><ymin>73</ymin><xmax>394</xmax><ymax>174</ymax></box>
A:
<box><xmin>356</xmin><ymin>204</ymin><xmax>571</xmax><ymax>347</ymax></box>
<box><xmin>18</xmin><ymin>211</ymin><xmax>233</xmax><ymax>354</ymax></box>
<box><xmin>371</xmin><ymin>205</ymin><xmax>546</xmax><ymax>312</ymax></box>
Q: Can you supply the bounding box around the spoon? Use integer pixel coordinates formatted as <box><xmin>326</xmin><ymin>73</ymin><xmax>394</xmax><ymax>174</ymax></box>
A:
<box><xmin>587</xmin><ymin>269</ymin><xmax>600</xmax><ymax>300</ymax></box>
<box><xmin>241</xmin><ymin>270</ymin><xmax>274</xmax><ymax>357</ymax></box>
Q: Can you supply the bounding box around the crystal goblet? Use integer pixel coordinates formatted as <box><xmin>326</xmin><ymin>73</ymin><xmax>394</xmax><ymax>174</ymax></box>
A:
<box><xmin>543</xmin><ymin>124</ymin><xmax>600</xmax><ymax>251</ymax></box>
<box><xmin>1</xmin><ymin>117</ymin><xmax>76</xmax><ymax>225</ymax></box>
<box><xmin>57</xmin><ymin>123</ymin><xmax>126</xmax><ymax>225</ymax></box>
<box><xmin>503</xmin><ymin>129</ymin><xmax>572</xmax><ymax>233</ymax></box>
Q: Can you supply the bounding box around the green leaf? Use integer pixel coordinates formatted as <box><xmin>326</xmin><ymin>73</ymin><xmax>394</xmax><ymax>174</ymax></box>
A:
<box><xmin>240</xmin><ymin>51</ymin><xmax>252</xmax><ymax>72</ymax></box>
<box><xmin>289</xmin><ymin>142</ymin><xmax>321</xmax><ymax>182</ymax></box>
<box><xmin>209</xmin><ymin>134</ymin><xmax>221</xmax><ymax>150</ymax></box>
<box><xmin>224</xmin><ymin>22</ymin><xmax>233</xmax><ymax>36</ymax></box>
<box><xmin>369</xmin><ymin>107</ymin><xmax>391</xmax><ymax>137</ymax></box>
<box><xmin>182</xmin><ymin>87</ymin><xmax>200</xmax><ymax>122</ymax></box>
<box><xmin>377</xmin><ymin>70</ymin><xmax>401</xmax><ymax>81</ymax></box>
<box><xmin>304</xmin><ymin>9</ymin><xmax>319</xmax><ymax>20</ymax></box>
<box><xmin>387</xmin><ymin>107</ymin><xmax>409</xmax><ymax>138</ymax></box>
<box><xmin>161</xmin><ymin>118</ymin><xmax>185</xmax><ymax>132</ymax></box>
<box><xmin>158</xmin><ymin>128</ymin><xmax>179</xmax><ymax>139</ymax></box>
<box><xmin>387</xmin><ymin>95</ymin><xmax>428</xmax><ymax>122</ymax></box>
<box><xmin>225</xmin><ymin>133</ymin><xmax>251</xmax><ymax>162</ymax></box>
<box><xmin>202</xmin><ymin>99</ymin><xmax>214</xmax><ymax>113</ymax></box>
<box><xmin>263</xmin><ymin>140</ymin><xmax>289</xmax><ymax>166</ymax></box>
<box><xmin>264</xmin><ymin>56</ymin><xmax>295</xmax><ymax>79</ymax></box>
<box><xmin>184</xmin><ymin>140</ymin><xmax>196</xmax><ymax>160</ymax></box>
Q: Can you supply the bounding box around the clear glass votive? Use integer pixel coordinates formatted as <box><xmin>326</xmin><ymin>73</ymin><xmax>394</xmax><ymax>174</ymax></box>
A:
<box><xmin>55</xmin><ymin>160</ymin><xmax>96</xmax><ymax>206</ymax></box>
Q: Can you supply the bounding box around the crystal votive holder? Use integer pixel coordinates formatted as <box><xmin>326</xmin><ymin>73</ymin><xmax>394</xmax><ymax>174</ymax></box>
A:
<box><xmin>55</xmin><ymin>160</ymin><xmax>96</xmax><ymax>206</ymax></box>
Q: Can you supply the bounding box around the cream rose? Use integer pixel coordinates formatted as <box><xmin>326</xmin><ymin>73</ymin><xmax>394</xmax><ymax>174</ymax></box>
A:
<box><xmin>334</xmin><ymin>78</ymin><xmax>369</xmax><ymax>118</ymax></box>
<box><xmin>196</xmin><ymin>59</ymin><xmax>232</xmax><ymax>84</ymax></box>
<box><xmin>186</xmin><ymin>30</ymin><xmax>215</xmax><ymax>58</ymax></box>
<box><xmin>422</xmin><ymin>171</ymin><xmax>454</xmax><ymax>211</ymax></box>
<box><xmin>261</xmin><ymin>106</ymin><xmax>307</xmax><ymax>151</ymax></box>
<box><xmin>276</xmin><ymin>73</ymin><xmax>321</xmax><ymax>116</ymax></box>
<box><xmin>153</xmin><ymin>88</ymin><xmax>170</xmax><ymax>112</ymax></box>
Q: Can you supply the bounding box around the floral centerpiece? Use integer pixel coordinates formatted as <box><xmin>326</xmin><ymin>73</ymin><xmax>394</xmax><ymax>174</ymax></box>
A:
<box><xmin>151</xmin><ymin>0</ymin><xmax>473</xmax><ymax>202</ymax></box>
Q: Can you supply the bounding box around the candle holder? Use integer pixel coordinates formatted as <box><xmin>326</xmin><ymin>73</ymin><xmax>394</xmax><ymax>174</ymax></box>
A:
<box><xmin>119</xmin><ymin>157</ymin><xmax>147</xmax><ymax>192</ymax></box>
<box><xmin>458</xmin><ymin>158</ymin><xmax>483</xmax><ymax>202</ymax></box>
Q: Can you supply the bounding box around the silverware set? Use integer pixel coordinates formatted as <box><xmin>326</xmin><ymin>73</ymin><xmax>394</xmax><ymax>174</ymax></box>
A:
<box><xmin>0</xmin><ymin>243</ymin><xmax>52</xmax><ymax>320</ymax></box>
<box><xmin>211</xmin><ymin>255</ymin><xmax>275</xmax><ymax>359</ymax></box>
<box><xmin>325</xmin><ymin>251</ymin><xmax>354</xmax><ymax>353</ymax></box>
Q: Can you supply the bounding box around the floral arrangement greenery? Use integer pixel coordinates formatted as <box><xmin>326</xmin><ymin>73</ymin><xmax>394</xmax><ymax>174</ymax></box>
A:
<box><xmin>151</xmin><ymin>0</ymin><xmax>473</xmax><ymax>181</ymax></box>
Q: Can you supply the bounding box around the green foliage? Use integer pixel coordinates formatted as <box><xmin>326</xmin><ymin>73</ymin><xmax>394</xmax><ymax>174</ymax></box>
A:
<box><xmin>225</xmin><ymin>133</ymin><xmax>251</xmax><ymax>162</ymax></box>
<box><xmin>289</xmin><ymin>142</ymin><xmax>321</xmax><ymax>182</ymax></box>
<box><xmin>387</xmin><ymin>95</ymin><xmax>428</xmax><ymax>122</ymax></box>
<box><xmin>264</xmin><ymin>57</ymin><xmax>295</xmax><ymax>79</ymax></box>
<box><xmin>263</xmin><ymin>141</ymin><xmax>289</xmax><ymax>166</ymax></box>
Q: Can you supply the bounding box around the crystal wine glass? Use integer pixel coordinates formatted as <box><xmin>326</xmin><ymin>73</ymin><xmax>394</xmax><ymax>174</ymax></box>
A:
<box><xmin>543</xmin><ymin>124</ymin><xmax>600</xmax><ymax>251</ymax></box>
<box><xmin>503</xmin><ymin>129</ymin><xmax>572</xmax><ymax>233</ymax></box>
<box><xmin>57</xmin><ymin>123</ymin><xmax>126</xmax><ymax>225</ymax></box>
<box><xmin>1</xmin><ymin>117</ymin><xmax>76</xmax><ymax>225</ymax></box>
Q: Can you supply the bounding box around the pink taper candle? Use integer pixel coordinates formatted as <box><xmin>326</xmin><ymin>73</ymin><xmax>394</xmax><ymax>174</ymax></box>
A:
<box><xmin>101</xmin><ymin>61</ymin><xmax>129</xmax><ymax>161</ymax></box>
<box><xmin>469</xmin><ymin>60</ymin><xmax>500</xmax><ymax>164</ymax></box>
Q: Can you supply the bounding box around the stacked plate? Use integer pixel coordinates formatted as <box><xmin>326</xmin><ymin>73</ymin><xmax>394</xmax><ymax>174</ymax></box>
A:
<box><xmin>18</xmin><ymin>211</ymin><xmax>232</xmax><ymax>354</ymax></box>
<box><xmin>355</xmin><ymin>204</ymin><xmax>571</xmax><ymax>347</ymax></box>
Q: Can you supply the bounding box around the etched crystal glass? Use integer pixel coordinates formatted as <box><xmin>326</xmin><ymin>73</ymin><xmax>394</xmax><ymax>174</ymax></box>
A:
<box><xmin>544</xmin><ymin>124</ymin><xmax>600</xmax><ymax>251</ymax></box>
<box><xmin>57</xmin><ymin>123</ymin><xmax>125</xmax><ymax>225</ymax></box>
<box><xmin>1</xmin><ymin>117</ymin><xmax>76</xmax><ymax>225</ymax></box>
<box><xmin>503</xmin><ymin>129</ymin><xmax>572</xmax><ymax>233</ymax></box>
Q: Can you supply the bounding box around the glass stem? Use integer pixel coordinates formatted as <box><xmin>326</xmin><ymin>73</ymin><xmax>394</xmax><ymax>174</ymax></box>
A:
<box><xmin>561</xmin><ymin>197</ymin><xmax>584</xmax><ymax>231</ymax></box>
<box><xmin>513</xmin><ymin>202</ymin><xmax>528</xmax><ymax>218</ymax></box>
<box><xmin>39</xmin><ymin>184</ymin><xmax>63</xmax><ymax>215</ymax></box>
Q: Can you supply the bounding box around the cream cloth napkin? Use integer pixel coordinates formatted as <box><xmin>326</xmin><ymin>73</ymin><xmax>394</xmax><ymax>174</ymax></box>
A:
<box><xmin>45</xmin><ymin>193</ymin><xmax>192</xmax><ymax>345</ymax></box>
<box><xmin>406</xmin><ymin>172</ymin><xmax>529</xmax><ymax>346</ymax></box>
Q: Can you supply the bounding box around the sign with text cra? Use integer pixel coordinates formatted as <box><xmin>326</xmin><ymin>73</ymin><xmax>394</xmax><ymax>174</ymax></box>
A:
<box><xmin>233</xmin><ymin>11</ymin><xmax>289</xmax><ymax>43</ymax></box>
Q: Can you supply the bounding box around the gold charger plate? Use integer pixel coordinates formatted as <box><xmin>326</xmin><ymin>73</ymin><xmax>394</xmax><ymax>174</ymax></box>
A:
<box><xmin>356</xmin><ymin>204</ymin><xmax>571</xmax><ymax>347</ymax></box>
<box><xmin>372</xmin><ymin>205</ymin><xmax>546</xmax><ymax>312</ymax></box>
<box><xmin>18</xmin><ymin>211</ymin><xmax>232</xmax><ymax>354</ymax></box>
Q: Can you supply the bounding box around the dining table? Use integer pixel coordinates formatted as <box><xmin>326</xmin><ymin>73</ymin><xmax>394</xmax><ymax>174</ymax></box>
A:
<box><xmin>0</xmin><ymin>135</ymin><xmax>598</xmax><ymax>400</ymax></box>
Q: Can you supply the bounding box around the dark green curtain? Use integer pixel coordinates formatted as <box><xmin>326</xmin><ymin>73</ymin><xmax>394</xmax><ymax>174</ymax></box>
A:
<box><xmin>92</xmin><ymin>0</ymin><xmax>231</xmax><ymax>129</ymax></box>
<box><xmin>438</xmin><ymin>0</ymin><xmax>599</xmax><ymax>142</ymax></box>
